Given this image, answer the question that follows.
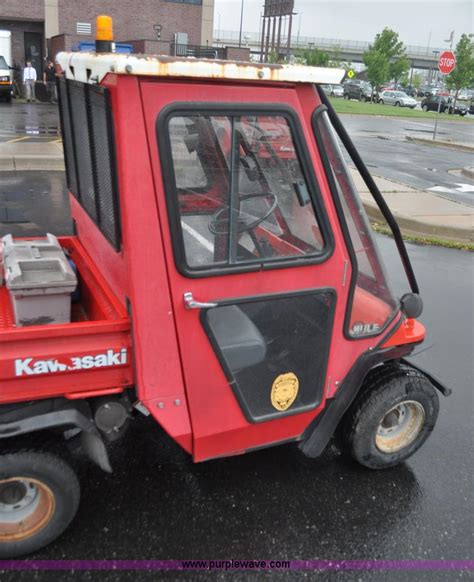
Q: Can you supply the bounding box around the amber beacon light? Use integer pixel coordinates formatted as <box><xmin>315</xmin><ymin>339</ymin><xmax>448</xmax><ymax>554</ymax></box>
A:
<box><xmin>96</xmin><ymin>15</ymin><xmax>114</xmax><ymax>52</ymax></box>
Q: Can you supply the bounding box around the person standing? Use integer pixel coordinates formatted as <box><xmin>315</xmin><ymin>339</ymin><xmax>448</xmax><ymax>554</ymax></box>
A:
<box><xmin>23</xmin><ymin>61</ymin><xmax>37</xmax><ymax>102</ymax></box>
<box><xmin>43</xmin><ymin>60</ymin><xmax>57</xmax><ymax>103</ymax></box>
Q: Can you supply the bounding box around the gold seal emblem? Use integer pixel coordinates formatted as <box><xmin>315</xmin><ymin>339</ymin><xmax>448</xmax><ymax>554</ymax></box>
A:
<box><xmin>271</xmin><ymin>372</ymin><xmax>299</xmax><ymax>411</ymax></box>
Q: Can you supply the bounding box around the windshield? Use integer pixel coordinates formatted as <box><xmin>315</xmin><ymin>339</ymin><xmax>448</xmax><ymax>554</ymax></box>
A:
<box><xmin>314</xmin><ymin>110</ymin><xmax>397</xmax><ymax>337</ymax></box>
<box><xmin>0</xmin><ymin>56</ymin><xmax>8</xmax><ymax>70</ymax></box>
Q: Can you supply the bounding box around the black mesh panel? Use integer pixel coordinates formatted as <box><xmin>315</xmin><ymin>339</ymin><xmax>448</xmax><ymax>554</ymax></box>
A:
<box><xmin>58</xmin><ymin>78</ymin><xmax>121</xmax><ymax>249</ymax></box>
<box><xmin>57</xmin><ymin>77</ymin><xmax>78</xmax><ymax>197</ymax></box>
<box><xmin>68</xmin><ymin>81</ymin><xmax>97</xmax><ymax>222</ymax></box>
<box><xmin>89</xmin><ymin>87</ymin><xmax>121</xmax><ymax>248</ymax></box>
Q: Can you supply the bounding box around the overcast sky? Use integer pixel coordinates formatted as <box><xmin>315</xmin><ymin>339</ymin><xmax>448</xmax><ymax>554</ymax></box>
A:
<box><xmin>214</xmin><ymin>1</ymin><xmax>473</xmax><ymax>49</ymax></box>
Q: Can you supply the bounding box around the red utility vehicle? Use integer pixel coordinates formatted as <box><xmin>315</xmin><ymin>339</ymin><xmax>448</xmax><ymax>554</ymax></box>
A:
<box><xmin>0</xmin><ymin>24</ymin><xmax>450</xmax><ymax>557</ymax></box>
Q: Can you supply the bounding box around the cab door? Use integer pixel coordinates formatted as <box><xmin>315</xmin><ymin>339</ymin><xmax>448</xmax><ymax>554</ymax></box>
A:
<box><xmin>143</xmin><ymin>83</ymin><xmax>349</xmax><ymax>461</ymax></box>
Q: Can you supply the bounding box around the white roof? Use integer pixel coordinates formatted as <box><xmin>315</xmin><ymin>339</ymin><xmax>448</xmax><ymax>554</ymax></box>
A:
<box><xmin>56</xmin><ymin>51</ymin><xmax>345</xmax><ymax>86</ymax></box>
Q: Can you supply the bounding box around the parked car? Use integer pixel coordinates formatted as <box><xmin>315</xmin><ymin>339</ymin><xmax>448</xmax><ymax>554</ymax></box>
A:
<box><xmin>343</xmin><ymin>80</ymin><xmax>373</xmax><ymax>102</ymax></box>
<box><xmin>469</xmin><ymin>99</ymin><xmax>474</xmax><ymax>115</ymax></box>
<box><xmin>418</xmin><ymin>85</ymin><xmax>437</xmax><ymax>98</ymax></box>
<box><xmin>458</xmin><ymin>89</ymin><xmax>474</xmax><ymax>101</ymax></box>
<box><xmin>321</xmin><ymin>84</ymin><xmax>344</xmax><ymax>98</ymax></box>
<box><xmin>378</xmin><ymin>90</ymin><xmax>417</xmax><ymax>108</ymax></box>
<box><xmin>421</xmin><ymin>95</ymin><xmax>468</xmax><ymax>116</ymax></box>
<box><xmin>401</xmin><ymin>85</ymin><xmax>418</xmax><ymax>97</ymax></box>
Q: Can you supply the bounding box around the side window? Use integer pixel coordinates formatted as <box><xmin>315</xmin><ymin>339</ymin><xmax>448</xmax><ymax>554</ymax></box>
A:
<box><xmin>314</xmin><ymin>110</ymin><xmax>397</xmax><ymax>337</ymax></box>
<box><xmin>166</xmin><ymin>112</ymin><xmax>327</xmax><ymax>272</ymax></box>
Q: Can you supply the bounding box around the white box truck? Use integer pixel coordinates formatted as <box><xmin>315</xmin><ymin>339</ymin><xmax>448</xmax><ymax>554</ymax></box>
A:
<box><xmin>0</xmin><ymin>30</ymin><xmax>12</xmax><ymax>102</ymax></box>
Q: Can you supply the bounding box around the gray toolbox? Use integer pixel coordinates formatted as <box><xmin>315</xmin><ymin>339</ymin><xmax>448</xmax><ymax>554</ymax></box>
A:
<box><xmin>1</xmin><ymin>233</ymin><xmax>78</xmax><ymax>326</ymax></box>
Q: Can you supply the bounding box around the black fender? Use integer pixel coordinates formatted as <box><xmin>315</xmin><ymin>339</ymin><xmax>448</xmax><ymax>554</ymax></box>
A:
<box><xmin>0</xmin><ymin>398</ymin><xmax>112</xmax><ymax>472</ymax></box>
<box><xmin>299</xmin><ymin>345</ymin><xmax>419</xmax><ymax>459</ymax></box>
<box><xmin>399</xmin><ymin>357</ymin><xmax>452</xmax><ymax>397</ymax></box>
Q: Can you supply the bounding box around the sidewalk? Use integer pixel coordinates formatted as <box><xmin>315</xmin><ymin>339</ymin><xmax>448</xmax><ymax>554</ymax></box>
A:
<box><xmin>0</xmin><ymin>141</ymin><xmax>472</xmax><ymax>243</ymax></box>
<box><xmin>350</xmin><ymin>170</ymin><xmax>473</xmax><ymax>243</ymax></box>
<box><xmin>0</xmin><ymin>141</ymin><xmax>64</xmax><ymax>171</ymax></box>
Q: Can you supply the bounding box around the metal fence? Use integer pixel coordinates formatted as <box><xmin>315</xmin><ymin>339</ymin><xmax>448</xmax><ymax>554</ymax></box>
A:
<box><xmin>171</xmin><ymin>43</ymin><xmax>226</xmax><ymax>59</ymax></box>
<box><xmin>215</xmin><ymin>30</ymin><xmax>446</xmax><ymax>58</ymax></box>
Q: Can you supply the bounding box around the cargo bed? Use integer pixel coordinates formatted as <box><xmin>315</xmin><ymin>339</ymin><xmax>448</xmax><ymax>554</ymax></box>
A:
<box><xmin>0</xmin><ymin>236</ymin><xmax>132</xmax><ymax>404</ymax></box>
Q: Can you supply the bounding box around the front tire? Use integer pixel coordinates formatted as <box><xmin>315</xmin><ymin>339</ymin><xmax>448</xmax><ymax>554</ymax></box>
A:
<box><xmin>341</xmin><ymin>364</ymin><xmax>439</xmax><ymax>470</ymax></box>
<box><xmin>0</xmin><ymin>451</ymin><xmax>80</xmax><ymax>557</ymax></box>
<box><xmin>422</xmin><ymin>105</ymin><xmax>429</xmax><ymax>112</ymax></box>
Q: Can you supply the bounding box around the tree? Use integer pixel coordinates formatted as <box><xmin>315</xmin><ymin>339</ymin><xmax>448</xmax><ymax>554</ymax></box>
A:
<box><xmin>391</xmin><ymin>54</ymin><xmax>410</xmax><ymax>83</ymax></box>
<box><xmin>363</xmin><ymin>28</ymin><xmax>410</xmax><ymax>93</ymax></box>
<box><xmin>363</xmin><ymin>49</ymin><xmax>390</xmax><ymax>96</ymax></box>
<box><xmin>373</xmin><ymin>28</ymin><xmax>410</xmax><ymax>80</ymax></box>
<box><xmin>295</xmin><ymin>47</ymin><xmax>330</xmax><ymax>67</ymax></box>
<box><xmin>412</xmin><ymin>72</ymin><xmax>422</xmax><ymax>90</ymax></box>
<box><xmin>445</xmin><ymin>34</ymin><xmax>474</xmax><ymax>106</ymax></box>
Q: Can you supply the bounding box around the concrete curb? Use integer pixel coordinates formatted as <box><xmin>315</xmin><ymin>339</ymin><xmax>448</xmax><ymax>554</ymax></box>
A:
<box><xmin>406</xmin><ymin>136</ymin><xmax>474</xmax><ymax>153</ymax></box>
<box><xmin>461</xmin><ymin>167</ymin><xmax>474</xmax><ymax>180</ymax></box>
<box><xmin>0</xmin><ymin>156</ymin><xmax>64</xmax><ymax>171</ymax></box>
<box><xmin>363</xmin><ymin>199</ymin><xmax>473</xmax><ymax>244</ymax></box>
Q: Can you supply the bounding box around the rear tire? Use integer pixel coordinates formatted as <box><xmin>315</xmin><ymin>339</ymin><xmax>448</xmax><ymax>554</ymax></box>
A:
<box><xmin>379</xmin><ymin>99</ymin><xmax>384</xmax><ymax>105</ymax></box>
<box><xmin>341</xmin><ymin>364</ymin><xmax>439</xmax><ymax>470</ymax></box>
<box><xmin>395</xmin><ymin>101</ymin><xmax>401</xmax><ymax>107</ymax></box>
<box><xmin>0</xmin><ymin>451</ymin><xmax>80</xmax><ymax>558</ymax></box>
<box><xmin>422</xmin><ymin>105</ymin><xmax>429</xmax><ymax>112</ymax></box>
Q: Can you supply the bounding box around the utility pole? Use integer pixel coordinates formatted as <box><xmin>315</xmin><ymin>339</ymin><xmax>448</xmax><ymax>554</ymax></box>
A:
<box><xmin>238</xmin><ymin>0</ymin><xmax>244</xmax><ymax>48</ymax></box>
<box><xmin>297</xmin><ymin>12</ymin><xmax>302</xmax><ymax>47</ymax></box>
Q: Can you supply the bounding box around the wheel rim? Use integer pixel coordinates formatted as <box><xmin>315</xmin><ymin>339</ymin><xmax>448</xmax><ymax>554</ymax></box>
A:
<box><xmin>375</xmin><ymin>401</ymin><xmax>425</xmax><ymax>453</ymax></box>
<box><xmin>0</xmin><ymin>477</ymin><xmax>55</xmax><ymax>542</ymax></box>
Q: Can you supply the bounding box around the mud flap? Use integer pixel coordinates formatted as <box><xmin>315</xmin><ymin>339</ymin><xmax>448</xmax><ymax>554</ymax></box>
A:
<box><xmin>81</xmin><ymin>430</ymin><xmax>113</xmax><ymax>473</ymax></box>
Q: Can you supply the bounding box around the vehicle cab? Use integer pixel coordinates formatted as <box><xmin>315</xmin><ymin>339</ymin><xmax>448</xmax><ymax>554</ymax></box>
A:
<box><xmin>0</xmin><ymin>22</ymin><xmax>449</xmax><ymax>558</ymax></box>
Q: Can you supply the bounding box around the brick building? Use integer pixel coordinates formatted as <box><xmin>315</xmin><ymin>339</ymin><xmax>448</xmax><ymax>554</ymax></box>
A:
<box><xmin>0</xmin><ymin>0</ymin><xmax>217</xmax><ymax>79</ymax></box>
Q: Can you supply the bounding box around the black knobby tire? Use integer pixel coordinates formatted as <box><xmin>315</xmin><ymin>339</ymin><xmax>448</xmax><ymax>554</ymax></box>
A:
<box><xmin>341</xmin><ymin>364</ymin><xmax>439</xmax><ymax>470</ymax></box>
<box><xmin>0</xmin><ymin>451</ymin><xmax>80</xmax><ymax>558</ymax></box>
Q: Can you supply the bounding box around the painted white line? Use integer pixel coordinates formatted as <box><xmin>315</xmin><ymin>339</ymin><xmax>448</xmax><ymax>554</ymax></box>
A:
<box><xmin>428</xmin><ymin>186</ymin><xmax>457</xmax><ymax>194</ymax></box>
<box><xmin>454</xmin><ymin>183</ymin><xmax>474</xmax><ymax>193</ymax></box>
<box><xmin>428</xmin><ymin>183</ymin><xmax>474</xmax><ymax>195</ymax></box>
<box><xmin>405</xmin><ymin>121</ymin><xmax>435</xmax><ymax>129</ymax></box>
<box><xmin>181</xmin><ymin>221</ymin><xmax>214</xmax><ymax>253</ymax></box>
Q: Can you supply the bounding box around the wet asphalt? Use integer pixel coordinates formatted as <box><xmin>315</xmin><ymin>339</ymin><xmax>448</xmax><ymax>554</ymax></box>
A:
<box><xmin>0</xmin><ymin>171</ymin><xmax>472</xmax><ymax>581</ymax></box>
<box><xmin>342</xmin><ymin>115</ymin><xmax>474</xmax><ymax>206</ymax></box>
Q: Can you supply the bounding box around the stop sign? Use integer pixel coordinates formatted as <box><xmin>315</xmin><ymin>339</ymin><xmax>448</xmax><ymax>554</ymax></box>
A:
<box><xmin>438</xmin><ymin>50</ymin><xmax>456</xmax><ymax>74</ymax></box>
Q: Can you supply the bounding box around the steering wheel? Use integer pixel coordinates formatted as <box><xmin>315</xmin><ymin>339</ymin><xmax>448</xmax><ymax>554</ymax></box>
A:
<box><xmin>208</xmin><ymin>193</ymin><xmax>278</xmax><ymax>235</ymax></box>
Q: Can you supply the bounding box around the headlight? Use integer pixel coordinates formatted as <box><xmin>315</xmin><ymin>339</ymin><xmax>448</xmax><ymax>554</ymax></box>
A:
<box><xmin>0</xmin><ymin>76</ymin><xmax>10</xmax><ymax>82</ymax></box>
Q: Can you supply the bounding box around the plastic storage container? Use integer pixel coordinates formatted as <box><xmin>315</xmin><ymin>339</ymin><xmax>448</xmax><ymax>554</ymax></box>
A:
<box><xmin>1</xmin><ymin>234</ymin><xmax>78</xmax><ymax>326</ymax></box>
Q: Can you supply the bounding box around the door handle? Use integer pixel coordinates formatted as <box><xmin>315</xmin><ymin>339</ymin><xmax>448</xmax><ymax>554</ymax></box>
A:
<box><xmin>184</xmin><ymin>292</ymin><xmax>218</xmax><ymax>310</ymax></box>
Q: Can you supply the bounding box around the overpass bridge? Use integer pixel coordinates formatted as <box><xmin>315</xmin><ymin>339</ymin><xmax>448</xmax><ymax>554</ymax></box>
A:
<box><xmin>214</xmin><ymin>30</ymin><xmax>446</xmax><ymax>70</ymax></box>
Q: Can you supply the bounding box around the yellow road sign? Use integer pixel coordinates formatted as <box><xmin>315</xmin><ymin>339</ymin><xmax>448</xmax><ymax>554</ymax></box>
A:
<box><xmin>347</xmin><ymin>69</ymin><xmax>355</xmax><ymax>79</ymax></box>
